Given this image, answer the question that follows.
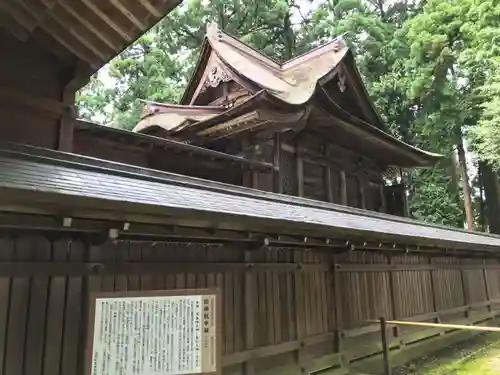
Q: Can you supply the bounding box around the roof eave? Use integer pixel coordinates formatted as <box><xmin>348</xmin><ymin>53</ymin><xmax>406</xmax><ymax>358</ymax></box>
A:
<box><xmin>179</xmin><ymin>36</ymin><xmax>212</xmax><ymax>105</ymax></box>
<box><xmin>341</xmin><ymin>51</ymin><xmax>388</xmax><ymax>130</ymax></box>
<box><xmin>81</xmin><ymin>0</ymin><xmax>183</xmax><ymax>89</ymax></box>
<box><xmin>315</xmin><ymin>87</ymin><xmax>442</xmax><ymax>167</ymax></box>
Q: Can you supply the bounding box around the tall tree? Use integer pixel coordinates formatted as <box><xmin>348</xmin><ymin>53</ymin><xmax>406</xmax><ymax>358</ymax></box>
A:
<box><xmin>395</xmin><ymin>0</ymin><xmax>500</xmax><ymax>229</ymax></box>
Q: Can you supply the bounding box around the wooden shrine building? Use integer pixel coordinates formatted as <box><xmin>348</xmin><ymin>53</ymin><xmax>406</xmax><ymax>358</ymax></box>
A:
<box><xmin>1</xmin><ymin>5</ymin><xmax>500</xmax><ymax>375</ymax></box>
<box><xmin>134</xmin><ymin>24</ymin><xmax>442</xmax><ymax>216</ymax></box>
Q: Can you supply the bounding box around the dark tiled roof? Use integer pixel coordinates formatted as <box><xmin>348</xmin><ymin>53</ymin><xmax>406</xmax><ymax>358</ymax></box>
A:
<box><xmin>0</xmin><ymin>142</ymin><xmax>499</xmax><ymax>251</ymax></box>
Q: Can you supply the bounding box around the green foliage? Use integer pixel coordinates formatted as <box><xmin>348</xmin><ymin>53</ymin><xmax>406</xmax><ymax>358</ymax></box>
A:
<box><xmin>409</xmin><ymin>167</ymin><xmax>464</xmax><ymax>227</ymax></box>
<box><xmin>468</xmin><ymin>70</ymin><xmax>500</xmax><ymax>166</ymax></box>
<box><xmin>76</xmin><ymin>73</ymin><xmax>112</xmax><ymax>123</ymax></box>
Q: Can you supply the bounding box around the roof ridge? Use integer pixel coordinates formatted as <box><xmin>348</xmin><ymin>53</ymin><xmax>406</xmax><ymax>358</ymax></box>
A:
<box><xmin>206</xmin><ymin>23</ymin><xmax>281</xmax><ymax>71</ymax></box>
<box><xmin>281</xmin><ymin>36</ymin><xmax>347</xmax><ymax>70</ymax></box>
<box><xmin>208</xmin><ymin>23</ymin><xmax>349</xmax><ymax>73</ymax></box>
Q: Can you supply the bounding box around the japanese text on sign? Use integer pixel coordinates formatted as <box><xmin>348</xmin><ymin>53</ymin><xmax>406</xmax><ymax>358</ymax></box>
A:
<box><xmin>90</xmin><ymin>293</ymin><xmax>217</xmax><ymax>375</ymax></box>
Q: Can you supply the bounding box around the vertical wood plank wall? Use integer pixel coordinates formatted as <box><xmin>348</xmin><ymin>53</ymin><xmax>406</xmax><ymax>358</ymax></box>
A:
<box><xmin>259</xmin><ymin>132</ymin><xmax>393</xmax><ymax>215</ymax></box>
<box><xmin>0</xmin><ymin>235</ymin><xmax>499</xmax><ymax>375</ymax></box>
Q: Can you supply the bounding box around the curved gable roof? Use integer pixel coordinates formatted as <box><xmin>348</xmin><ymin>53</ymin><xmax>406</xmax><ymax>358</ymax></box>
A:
<box><xmin>181</xmin><ymin>23</ymin><xmax>385</xmax><ymax>129</ymax></box>
<box><xmin>139</xmin><ymin>24</ymin><xmax>441</xmax><ymax>167</ymax></box>
<box><xmin>181</xmin><ymin>24</ymin><xmax>348</xmax><ymax>104</ymax></box>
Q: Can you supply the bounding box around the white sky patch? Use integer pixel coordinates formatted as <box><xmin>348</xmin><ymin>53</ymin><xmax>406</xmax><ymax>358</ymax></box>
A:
<box><xmin>292</xmin><ymin>0</ymin><xmax>322</xmax><ymax>23</ymax></box>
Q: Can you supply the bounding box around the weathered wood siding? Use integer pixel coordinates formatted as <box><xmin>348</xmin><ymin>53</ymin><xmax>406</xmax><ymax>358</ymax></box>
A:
<box><xmin>0</xmin><ymin>29</ymin><xmax>65</xmax><ymax>148</ymax></box>
<box><xmin>250</xmin><ymin>132</ymin><xmax>392</xmax><ymax>214</ymax></box>
<box><xmin>0</xmin><ymin>233</ymin><xmax>498</xmax><ymax>375</ymax></box>
<box><xmin>72</xmin><ymin>125</ymin><xmax>246</xmax><ymax>186</ymax></box>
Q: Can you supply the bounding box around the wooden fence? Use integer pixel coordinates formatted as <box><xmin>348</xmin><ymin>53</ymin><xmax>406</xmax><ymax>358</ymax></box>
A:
<box><xmin>0</xmin><ymin>234</ymin><xmax>499</xmax><ymax>375</ymax></box>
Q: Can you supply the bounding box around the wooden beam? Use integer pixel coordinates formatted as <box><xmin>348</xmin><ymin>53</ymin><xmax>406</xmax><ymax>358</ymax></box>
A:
<box><xmin>0</xmin><ymin>6</ymin><xmax>31</xmax><ymax>41</ymax></box>
<box><xmin>340</xmin><ymin>170</ymin><xmax>347</xmax><ymax>205</ymax></box>
<box><xmin>296</xmin><ymin>144</ymin><xmax>304</xmax><ymax>197</ymax></box>
<box><xmin>358</xmin><ymin>176</ymin><xmax>366</xmax><ymax>210</ymax></box>
<box><xmin>38</xmin><ymin>1</ymin><xmax>110</xmax><ymax>61</ymax></box>
<box><xmin>483</xmin><ymin>260</ymin><xmax>491</xmax><ymax>312</ymax></box>
<box><xmin>241</xmin><ymin>138</ymin><xmax>253</xmax><ymax>188</ymax></box>
<box><xmin>273</xmin><ymin>132</ymin><xmax>282</xmax><ymax>193</ymax></box>
<box><xmin>27</xmin><ymin>22</ymin><xmax>75</xmax><ymax>62</ymax></box>
<box><xmin>0</xmin><ymin>1</ymin><xmax>38</xmax><ymax>32</ymax></box>
<box><xmin>428</xmin><ymin>258</ymin><xmax>442</xmax><ymax>328</ymax></box>
<box><xmin>332</xmin><ymin>255</ymin><xmax>343</xmax><ymax>351</ymax></box>
<box><xmin>0</xmin><ymin>261</ymin><xmax>330</xmax><ymax>277</ymax></box>
<box><xmin>223</xmin><ymin>332</ymin><xmax>337</xmax><ymax>367</ymax></box>
<box><xmin>379</xmin><ymin>183</ymin><xmax>387</xmax><ymax>213</ymax></box>
<box><xmin>333</xmin><ymin>263</ymin><xmax>500</xmax><ymax>272</ymax></box>
<box><xmin>0</xmin><ymin>87</ymin><xmax>66</xmax><ymax>117</ymax></box>
<box><xmin>58</xmin><ymin>0</ymin><xmax>121</xmax><ymax>50</ymax></box>
<box><xmin>58</xmin><ymin>89</ymin><xmax>76</xmax><ymax>152</ymax></box>
<box><xmin>326</xmin><ymin>167</ymin><xmax>334</xmax><ymax>203</ymax></box>
<box><xmin>460</xmin><ymin>265</ymin><xmax>470</xmax><ymax>318</ymax></box>
<box><xmin>341</xmin><ymin>63</ymin><xmax>378</xmax><ymax>126</ymax></box>
<box><xmin>109</xmin><ymin>0</ymin><xmax>147</xmax><ymax>31</ymax></box>
<box><xmin>138</xmin><ymin>0</ymin><xmax>163</xmax><ymax>17</ymax></box>
<box><xmin>81</xmin><ymin>0</ymin><xmax>133</xmax><ymax>41</ymax></box>
<box><xmin>17</xmin><ymin>0</ymin><xmax>101</xmax><ymax>67</ymax></box>
<box><xmin>387</xmin><ymin>256</ymin><xmax>399</xmax><ymax>337</ymax></box>
<box><xmin>293</xmin><ymin>250</ymin><xmax>306</xmax><ymax>368</ymax></box>
<box><xmin>243</xmin><ymin>250</ymin><xmax>255</xmax><ymax>375</ymax></box>
<box><xmin>277</xmin><ymin>138</ymin><xmax>384</xmax><ymax>179</ymax></box>
<box><xmin>400</xmin><ymin>170</ymin><xmax>409</xmax><ymax>217</ymax></box>
<box><xmin>65</xmin><ymin>61</ymin><xmax>93</xmax><ymax>91</ymax></box>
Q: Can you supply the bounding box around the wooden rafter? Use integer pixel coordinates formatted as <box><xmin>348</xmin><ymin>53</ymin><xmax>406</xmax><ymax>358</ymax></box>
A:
<box><xmin>0</xmin><ymin>7</ymin><xmax>31</xmax><ymax>41</ymax></box>
<box><xmin>16</xmin><ymin>0</ymin><xmax>101</xmax><ymax>67</ymax></box>
<box><xmin>81</xmin><ymin>0</ymin><xmax>133</xmax><ymax>41</ymax></box>
<box><xmin>109</xmin><ymin>0</ymin><xmax>147</xmax><ymax>31</ymax></box>
<box><xmin>0</xmin><ymin>0</ymin><xmax>181</xmax><ymax>87</ymax></box>
<box><xmin>0</xmin><ymin>1</ymin><xmax>38</xmax><ymax>32</ymax></box>
<box><xmin>138</xmin><ymin>0</ymin><xmax>162</xmax><ymax>17</ymax></box>
<box><xmin>57</xmin><ymin>0</ymin><xmax>121</xmax><ymax>51</ymax></box>
<box><xmin>341</xmin><ymin>62</ymin><xmax>383</xmax><ymax>128</ymax></box>
<box><xmin>38</xmin><ymin>0</ymin><xmax>110</xmax><ymax>61</ymax></box>
<box><xmin>65</xmin><ymin>61</ymin><xmax>93</xmax><ymax>91</ymax></box>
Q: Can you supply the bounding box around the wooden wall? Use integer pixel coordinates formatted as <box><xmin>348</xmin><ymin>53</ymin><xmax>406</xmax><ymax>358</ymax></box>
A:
<box><xmin>0</xmin><ymin>232</ymin><xmax>498</xmax><ymax>375</ymax></box>
<box><xmin>72</xmin><ymin>128</ymin><xmax>246</xmax><ymax>186</ymax></box>
<box><xmin>249</xmin><ymin>131</ymin><xmax>399</xmax><ymax>215</ymax></box>
<box><xmin>0</xmin><ymin>29</ymin><xmax>67</xmax><ymax>148</ymax></box>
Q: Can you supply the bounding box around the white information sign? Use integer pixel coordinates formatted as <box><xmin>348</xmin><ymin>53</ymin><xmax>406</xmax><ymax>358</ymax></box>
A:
<box><xmin>87</xmin><ymin>291</ymin><xmax>219</xmax><ymax>375</ymax></box>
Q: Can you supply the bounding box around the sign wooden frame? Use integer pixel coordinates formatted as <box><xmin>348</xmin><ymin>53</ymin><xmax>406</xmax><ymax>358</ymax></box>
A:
<box><xmin>85</xmin><ymin>289</ymin><xmax>222</xmax><ymax>375</ymax></box>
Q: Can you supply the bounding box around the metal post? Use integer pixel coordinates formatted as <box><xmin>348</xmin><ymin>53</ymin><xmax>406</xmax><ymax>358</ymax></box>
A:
<box><xmin>380</xmin><ymin>317</ymin><xmax>391</xmax><ymax>375</ymax></box>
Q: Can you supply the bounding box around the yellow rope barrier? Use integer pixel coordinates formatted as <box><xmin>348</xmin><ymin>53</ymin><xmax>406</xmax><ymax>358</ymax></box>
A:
<box><xmin>377</xmin><ymin>319</ymin><xmax>500</xmax><ymax>333</ymax></box>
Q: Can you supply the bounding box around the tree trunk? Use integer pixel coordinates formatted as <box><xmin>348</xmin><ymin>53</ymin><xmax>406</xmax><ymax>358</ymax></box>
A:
<box><xmin>449</xmin><ymin>154</ymin><xmax>464</xmax><ymax>228</ymax></box>
<box><xmin>480</xmin><ymin>161</ymin><xmax>500</xmax><ymax>234</ymax></box>
<box><xmin>456</xmin><ymin>139</ymin><xmax>474</xmax><ymax>230</ymax></box>
<box><xmin>478</xmin><ymin>163</ymin><xmax>486</xmax><ymax>232</ymax></box>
